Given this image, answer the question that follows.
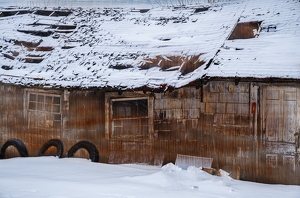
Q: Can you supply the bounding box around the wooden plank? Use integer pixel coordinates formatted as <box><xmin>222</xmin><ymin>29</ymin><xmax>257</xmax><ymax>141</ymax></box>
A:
<box><xmin>297</xmin><ymin>87</ymin><xmax>300</xmax><ymax>144</ymax></box>
<box><xmin>105</xmin><ymin>93</ymin><xmax>110</xmax><ymax>139</ymax></box>
<box><xmin>148</xmin><ymin>97</ymin><xmax>154</xmax><ymax>140</ymax></box>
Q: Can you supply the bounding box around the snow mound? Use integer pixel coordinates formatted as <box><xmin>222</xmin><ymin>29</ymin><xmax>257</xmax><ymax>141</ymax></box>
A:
<box><xmin>0</xmin><ymin>157</ymin><xmax>300</xmax><ymax>198</ymax></box>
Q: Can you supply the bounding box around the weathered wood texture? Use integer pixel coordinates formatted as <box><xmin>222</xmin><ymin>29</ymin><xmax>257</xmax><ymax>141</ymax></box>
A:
<box><xmin>153</xmin><ymin>82</ymin><xmax>254</xmax><ymax>181</ymax></box>
<box><xmin>0</xmin><ymin>82</ymin><xmax>299</xmax><ymax>185</ymax></box>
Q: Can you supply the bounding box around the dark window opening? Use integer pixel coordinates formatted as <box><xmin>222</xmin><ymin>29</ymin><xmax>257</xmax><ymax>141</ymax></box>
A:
<box><xmin>228</xmin><ymin>21</ymin><xmax>262</xmax><ymax>40</ymax></box>
<box><xmin>51</xmin><ymin>11</ymin><xmax>72</xmax><ymax>17</ymax></box>
<box><xmin>34</xmin><ymin>10</ymin><xmax>53</xmax><ymax>16</ymax></box>
<box><xmin>112</xmin><ymin>99</ymin><xmax>149</xmax><ymax>137</ymax></box>
<box><xmin>194</xmin><ymin>7</ymin><xmax>209</xmax><ymax>13</ymax></box>
<box><xmin>0</xmin><ymin>11</ymin><xmax>18</xmax><ymax>17</ymax></box>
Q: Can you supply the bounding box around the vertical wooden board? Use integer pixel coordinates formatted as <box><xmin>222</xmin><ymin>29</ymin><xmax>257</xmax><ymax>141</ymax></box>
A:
<box><xmin>262</xmin><ymin>86</ymin><xmax>267</xmax><ymax>140</ymax></box>
<box><xmin>266</xmin><ymin>102</ymin><xmax>280</xmax><ymax>141</ymax></box>
<box><xmin>149</xmin><ymin>97</ymin><xmax>154</xmax><ymax>139</ymax></box>
<box><xmin>282</xmin><ymin>101</ymin><xmax>297</xmax><ymax>143</ymax></box>
<box><xmin>105</xmin><ymin>93</ymin><xmax>110</xmax><ymax>139</ymax></box>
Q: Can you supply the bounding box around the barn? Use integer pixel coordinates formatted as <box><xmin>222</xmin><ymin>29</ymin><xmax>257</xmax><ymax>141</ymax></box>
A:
<box><xmin>0</xmin><ymin>0</ymin><xmax>299</xmax><ymax>184</ymax></box>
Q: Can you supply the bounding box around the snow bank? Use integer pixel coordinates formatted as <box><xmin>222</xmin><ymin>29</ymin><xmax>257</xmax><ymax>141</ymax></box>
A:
<box><xmin>0</xmin><ymin>157</ymin><xmax>299</xmax><ymax>198</ymax></box>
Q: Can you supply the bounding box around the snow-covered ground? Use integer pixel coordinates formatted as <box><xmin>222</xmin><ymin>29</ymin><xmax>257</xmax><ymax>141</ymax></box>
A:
<box><xmin>0</xmin><ymin>157</ymin><xmax>299</xmax><ymax>198</ymax></box>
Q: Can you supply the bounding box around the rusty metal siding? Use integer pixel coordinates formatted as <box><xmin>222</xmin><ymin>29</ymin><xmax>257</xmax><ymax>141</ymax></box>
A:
<box><xmin>152</xmin><ymin>82</ymin><xmax>254</xmax><ymax>180</ymax></box>
<box><xmin>68</xmin><ymin>90</ymin><xmax>107</xmax><ymax>161</ymax></box>
<box><xmin>0</xmin><ymin>82</ymin><xmax>299</xmax><ymax>185</ymax></box>
<box><xmin>0</xmin><ymin>85</ymin><xmax>26</xmax><ymax>158</ymax></box>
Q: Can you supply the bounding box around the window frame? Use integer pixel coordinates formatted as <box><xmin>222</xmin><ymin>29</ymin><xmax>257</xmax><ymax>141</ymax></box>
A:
<box><xmin>24</xmin><ymin>89</ymin><xmax>62</xmax><ymax>131</ymax></box>
<box><xmin>105</xmin><ymin>92</ymin><xmax>154</xmax><ymax>140</ymax></box>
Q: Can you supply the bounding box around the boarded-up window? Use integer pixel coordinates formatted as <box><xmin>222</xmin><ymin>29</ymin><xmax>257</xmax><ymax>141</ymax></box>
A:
<box><xmin>111</xmin><ymin>98</ymin><xmax>149</xmax><ymax>138</ymax></box>
<box><xmin>27</xmin><ymin>92</ymin><xmax>61</xmax><ymax>129</ymax></box>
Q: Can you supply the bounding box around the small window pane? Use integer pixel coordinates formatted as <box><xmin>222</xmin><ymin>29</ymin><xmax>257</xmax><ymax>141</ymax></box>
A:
<box><xmin>45</xmin><ymin>103</ymin><xmax>52</xmax><ymax>112</ymax></box>
<box><xmin>141</xmin><ymin>118</ymin><xmax>148</xmax><ymax>126</ymax></box>
<box><xmin>29</xmin><ymin>102</ymin><xmax>36</xmax><ymax>110</ymax></box>
<box><xmin>114</xmin><ymin>120</ymin><xmax>122</xmax><ymax>127</ymax></box>
<box><xmin>37</xmin><ymin>95</ymin><xmax>44</xmax><ymax>102</ymax></box>
<box><xmin>137</xmin><ymin>100</ymin><xmax>148</xmax><ymax>117</ymax></box>
<box><xmin>46</xmin><ymin>96</ymin><xmax>52</xmax><ymax>103</ymax></box>
<box><xmin>37</xmin><ymin>103</ymin><xmax>44</xmax><ymax>111</ymax></box>
<box><xmin>54</xmin><ymin>114</ymin><xmax>61</xmax><ymax>120</ymax></box>
<box><xmin>29</xmin><ymin>94</ymin><xmax>36</xmax><ymax>101</ymax></box>
<box><xmin>123</xmin><ymin>119</ymin><xmax>138</xmax><ymax>135</ymax></box>
<box><xmin>113</xmin><ymin>99</ymin><xmax>148</xmax><ymax>118</ymax></box>
<box><xmin>53</xmin><ymin>120</ymin><xmax>61</xmax><ymax>128</ymax></box>
<box><xmin>114</xmin><ymin>127</ymin><xmax>122</xmax><ymax>136</ymax></box>
<box><xmin>27</xmin><ymin>92</ymin><xmax>61</xmax><ymax>129</ymax></box>
<box><xmin>53</xmin><ymin>105</ymin><xmax>60</xmax><ymax>113</ymax></box>
<box><xmin>53</xmin><ymin>97</ymin><xmax>60</xmax><ymax>104</ymax></box>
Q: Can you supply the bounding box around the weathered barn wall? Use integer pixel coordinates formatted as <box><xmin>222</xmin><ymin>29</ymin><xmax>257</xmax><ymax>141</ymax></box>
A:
<box><xmin>0</xmin><ymin>82</ymin><xmax>299</xmax><ymax>184</ymax></box>
<box><xmin>152</xmin><ymin>82</ymin><xmax>254</xmax><ymax>181</ymax></box>
<box><xmin>67</xmin><ymin>90</ymin><xmax>107</xmax><ymax>162</ymax></box>
<box><xmin>0</xmin><ymin>85</ymin><xmax>25</xmax><ymax>158</ymax></box>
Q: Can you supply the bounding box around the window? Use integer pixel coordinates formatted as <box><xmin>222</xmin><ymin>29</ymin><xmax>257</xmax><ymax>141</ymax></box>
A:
<box><xmin>105</xmin><ymin>93</ymin><xmax>154</xmax><ymax>140</ymax></box>
<box><xmin>111</xmin><ymin>98</ymin><xmax>149</xmax><ymax>138</ymax></box>
<box><xmin>27</xmin><ymin>92</ymin><xmax>61</xmax><ymax>129</ymax></box>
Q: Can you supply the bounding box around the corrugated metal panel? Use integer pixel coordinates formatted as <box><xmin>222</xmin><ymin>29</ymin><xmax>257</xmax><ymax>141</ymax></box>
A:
<box><xmin>175</xmin><ymin>154</ymin><xmax>213</xmax><ymax>169</ymax></box>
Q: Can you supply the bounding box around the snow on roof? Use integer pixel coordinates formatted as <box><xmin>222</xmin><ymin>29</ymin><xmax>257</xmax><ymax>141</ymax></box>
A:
<box><xmin>0</xmin><ymin>0</ymin><xmax>299</xmax><ymax>89</ymax></box>
<box><xmin>208</xmin><ymin>0</ymin><xmax>300</xmax><ymax>80</ymax></box>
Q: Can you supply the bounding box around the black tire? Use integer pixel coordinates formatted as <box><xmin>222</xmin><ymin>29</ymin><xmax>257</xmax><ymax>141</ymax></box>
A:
<box><xmin>0</xmin><ymin>139</ymin><xmax>28</xmax><ymax>159</ymax></box>
<box><xmin>67</xmin><ymin>141</ymin><xmax>99</xmax><ymax>162</ymax></box>
<box><xmin>38</xmin><ymin>139</ymin><xmax>64</xmax><ymax>158</ymax></box>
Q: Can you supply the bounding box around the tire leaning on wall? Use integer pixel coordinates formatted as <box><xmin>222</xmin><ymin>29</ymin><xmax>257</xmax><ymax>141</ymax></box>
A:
<box><xmin>67</xmin><ymin>141</ymin><xmax>99</xmax><ymax>162</ymax></box>
<box><xmin>0</xmin><ymin>139</ymin><xmax>29</xmax><ymax>159</ymax></box>
<box><xmin>38</xmin><ymin>139</ymin><xmax>64</xmax><ymax>158</ymax></box>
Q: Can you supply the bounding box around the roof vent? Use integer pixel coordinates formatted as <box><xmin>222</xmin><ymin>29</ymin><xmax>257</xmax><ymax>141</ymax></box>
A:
<box><xmin>228</xmin><ymin>21</ymin><xmax>262</xmax><ymax>40</ymax></box>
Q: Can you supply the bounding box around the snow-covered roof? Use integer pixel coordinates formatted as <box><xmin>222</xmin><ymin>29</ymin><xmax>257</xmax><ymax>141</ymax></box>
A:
<box><xmin>0</xmin><ymin>0</ymin><xmax>299</xmax><ymax>89</ymax></box>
